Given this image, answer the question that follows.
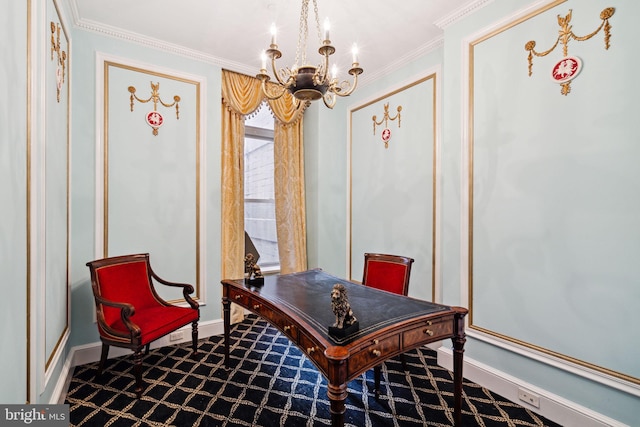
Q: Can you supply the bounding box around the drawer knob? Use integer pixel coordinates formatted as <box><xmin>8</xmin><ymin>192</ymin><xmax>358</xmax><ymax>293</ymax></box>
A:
<box><xmin>372</xmin><ymin>339</ymin><xmax>379</xmax><ymax>345</ymax></box>
<box><xmin>371</xmin><ymin>349</ymin><xmax>381</xmax><ymax>357</ymax></box>
<box><xmin>234</xmin><ymin>295</ymin><xmax>242</xmax><ymax>300</ymax></box>
<box><xmin>426</xmin><ymin>320</ymin><xmax>433</xmax><ymax>326</ymax></box>
<box><xmin>425</xmin><ymin>329</ymin><xmax>434</xmax><ymax>336</ymax></box>
<box><xmin>284</xmin><ymin>325</ymin><xmax>291</xmax><ymax>331</ymax></box>
<box><xmin>253</xmin><ymin>304</ymin><xmax>260</xmax><ymax>310</ymax></box>
<box><xmin>307</xmin><ymin>346</ymin><xmax>316</xmax><ymax>354</ymax></box>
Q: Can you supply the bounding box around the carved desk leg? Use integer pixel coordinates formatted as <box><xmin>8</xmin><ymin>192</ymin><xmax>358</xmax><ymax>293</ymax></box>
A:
<box><xmin>222</xmin><ymin>296</ymin><xmax>231</xmax><ymax>367</ymax></box>
<box><xmin>452</xmin><ymin>307</ymin><xmax>468</xmax><ymax>427</ymax></box>
<box><xmin>326</xmin><ymin>347</ymin><xmax>348</xmax><ymax>427</ymax></box>
<box><xmin>327</xmin><ymin>382</ymin><xmax>347</xmax><ymax>427</ymax></box>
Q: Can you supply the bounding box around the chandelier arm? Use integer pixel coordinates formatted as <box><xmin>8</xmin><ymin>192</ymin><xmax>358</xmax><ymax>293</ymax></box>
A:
<box><xmin>332</xmin><ymin>73</ymin><xmax>359</xmax><ymax>98</ymax></box>
<box><xmin>259</xmin><ymin>77</ymin><xmax>288</xmax><ymax>101</ymax></box>
<box><xmin>266</xmin><ymin>50</ymin><xmax>289</xmax><ymax>87</ymax></box>
<box><xmin>322</xmin><ymin>91</ymin><xmax>336</xmax><ymax>109</ymax></box>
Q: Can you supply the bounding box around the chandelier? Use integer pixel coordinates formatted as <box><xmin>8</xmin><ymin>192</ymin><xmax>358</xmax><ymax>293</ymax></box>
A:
<box><xmin>257</xmin><ymin>0</ymin><xmax>363</xmax><ymax>109</ymax></box>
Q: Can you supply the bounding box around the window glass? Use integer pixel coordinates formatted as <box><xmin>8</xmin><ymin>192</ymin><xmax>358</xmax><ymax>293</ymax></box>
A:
<box><xmin>244</xmin><ymin>105</ymin><xmax>279</xmax><ymax>270</ymax></box>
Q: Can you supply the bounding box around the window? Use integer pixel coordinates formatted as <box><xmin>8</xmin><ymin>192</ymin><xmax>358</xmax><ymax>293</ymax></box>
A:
<box><xmin>244</xmin><ymin>105</ymin><xmax>279</xmax><ymax>271</ymax></box>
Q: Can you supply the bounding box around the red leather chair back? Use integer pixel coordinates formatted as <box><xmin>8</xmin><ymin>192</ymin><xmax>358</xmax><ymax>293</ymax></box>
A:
<box><xmin>362</xmin><ymin>253</ymin><xmax>414</xmax><ymax>296</ymax></box>
<box><xmin>94</xmin><ymin>258</ymin><xmax>162</xmax><ymax>326</ymax></box>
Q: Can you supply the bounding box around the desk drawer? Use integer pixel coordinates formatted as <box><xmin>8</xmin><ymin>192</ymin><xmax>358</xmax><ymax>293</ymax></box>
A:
<box><xmin>270</xmin><ymin>311</ymin><xmax>298</xmax><ymax>341</ymax></box>
<box><xmin>403</xmin><ymin>318</ymin><xmax>453</xmax><ymax>348</ymax></box>
<box><xmin>298</xmin><ymin>331</ymin><xmax>328</xmax><ymax>373</ymax></box>
<box><xmin>247</xmin><ymin>297</ymin><xmax>269</xmax><ymax>317</ymax></box>
<box><xmin>228</xmin><ymin>288</ymin><xmax>249</xmax><ymax>307</ymax></box>
<box><xmin>350</xmin><ymin>335</ymin><xmax>399</xmax><ymax>370</ymax></box>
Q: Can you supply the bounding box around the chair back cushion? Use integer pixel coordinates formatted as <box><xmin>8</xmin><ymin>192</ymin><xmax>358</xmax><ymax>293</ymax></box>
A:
<box><xmin>95</xmin><ymin>259</ymin><xmax>162</xmax><ymax>326</ymax></box>
<box><xmin>362</xmin><ymin>253</ymin><xmax>414</xmax><ymax>296</ymax></box>
<box><xmin>364</xmin><ymin>260</ymin><xmax>411</xmax><ymax>295</ymax></box>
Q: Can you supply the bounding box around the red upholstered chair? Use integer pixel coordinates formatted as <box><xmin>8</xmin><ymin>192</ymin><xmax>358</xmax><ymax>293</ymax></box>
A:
<box><xmin>86</xmin><ymin>253</ymin><xmax>200</xmax><ymax>398</ymax></box>
<box><xmin>362</xmin><ymin>253</ymin><xmax>414</xmax><ymax>296</ymax></box>
<box><xmin>362</xmin><ymin>252</ymin><xmax>414</xmax><ymax>397</ymax></box>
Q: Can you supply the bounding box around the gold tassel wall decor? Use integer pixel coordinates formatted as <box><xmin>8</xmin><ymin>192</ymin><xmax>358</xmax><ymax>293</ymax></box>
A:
<box><xmin>525</xmin><ymin>7</ymin><xmax>615</xmax><ymax>96</ymax></box>
<box><xmin>128</xmin><ymin>82</ymin><xmax>181</xmax><ymax>136</ymax></box>
<box><xmin>50</xmin><ymin>22</ymin><xmax>67</xmax><ymax>103</ymax></box>
<box><xmin>372</xmin><ymin>103</ymin><xmax>402</xmax><ymax>149</ymax></box>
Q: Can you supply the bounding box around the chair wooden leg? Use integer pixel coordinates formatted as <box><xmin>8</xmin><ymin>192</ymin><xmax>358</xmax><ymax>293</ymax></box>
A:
<box><xmin>400</xmin><ymin>353</ymin><xmax>408</xmax><ymax>371</ymax></box>
<box><xmin>96</xmin><ymin>343</ymin><xmax>109</xmax><ymax>377</ymax></box>
<box><xmin>374</xmin><ymin>364</ymin><xmax>382</xmax><ymax>399</ymax></box>
<box><xmin>133</xmin><ymin>349</ymin><xmax>144</xmax><ymax>398</ymax></box>
<box><xmin>144</xmin><ymin>343</ymin><xmax>150</xmax><ymax>355</ymax></box>
<box><xmin>191</xmin><ymin>320</ymin><xmax>199</xmax><ymax>354</ymax></box>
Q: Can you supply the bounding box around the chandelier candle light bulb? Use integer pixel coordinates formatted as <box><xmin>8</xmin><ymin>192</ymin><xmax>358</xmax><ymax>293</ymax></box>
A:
<box><xmin>261</xmin><ymin>50</ymin><xmax>267</xmax><ymax>71</ymax></box>
<box><xmin>270</xmin><ymin>23</ymin><xmax>277</xmax><ymax>46</ymax></box>
<box><xmin>256</xmin><ymin>0</ymin><xmax>363</xmax><ymax>109</ymax></box>
<box><xmin>324</xmin><ymin>18</ymin><xmax>330</xmax><ymax>41</ymax></box>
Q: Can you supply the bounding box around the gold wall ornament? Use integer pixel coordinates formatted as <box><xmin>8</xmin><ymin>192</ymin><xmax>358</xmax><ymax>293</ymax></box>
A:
<box><xmin>372</xmin><ymin>103</ymin><xmax>402</xmax><ymax>149</ymax></box>
<box><xmin>50</xmin><ymin>21</ymin><xmax>67</xmax><ymax>103</ymax></box>
<box><xmin>525</xmin><ymin>7</ymin><xmax>615</xmax><ymax>96</ymax></box>
<box><xmin>128</xmin><ymin>82</ymin><xmax>181</xmax><ymax>136</ymax></box>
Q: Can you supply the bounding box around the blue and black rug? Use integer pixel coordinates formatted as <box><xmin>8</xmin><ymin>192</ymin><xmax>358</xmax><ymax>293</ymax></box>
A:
<box><xmin>65</xmin><ymin>315</ymin><xmax>561</xmax><ymax>426</ymax></box>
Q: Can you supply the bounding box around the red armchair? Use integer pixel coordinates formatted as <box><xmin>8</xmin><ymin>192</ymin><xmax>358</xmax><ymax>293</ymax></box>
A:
<box><xmin>362</xmin><ymin>252</ymin><xmax>414</xmax><ymax>296</ymax></box>
<box><xmin>86</xmin><ymin>253</ymin><xmax>200</xmax><ymax>397</ymax></box>
<box><xmin>362</xmin><ymin>252</ymin><xmax>414</xmax><ymax>397</ymax></box>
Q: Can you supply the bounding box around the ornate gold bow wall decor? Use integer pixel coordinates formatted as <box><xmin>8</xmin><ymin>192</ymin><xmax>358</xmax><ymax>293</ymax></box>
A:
<box><xmin>372</xmin><ymin>103</ymin><xmax>402</xmax><ymax>149</ymax></box>
<box><xmin>525</xmin><ymin>8</ymin><xmax>615</xmax><ymax>96</ymax></box>
<box><xmin>128</xmin><ymin>82</ymin><xmax>181</xmax><ymax>136</ymax></box>
<box><xmin>50</xmin><ymin>22</ymin><xmax>67</xmax><ymax>103</ymax></box>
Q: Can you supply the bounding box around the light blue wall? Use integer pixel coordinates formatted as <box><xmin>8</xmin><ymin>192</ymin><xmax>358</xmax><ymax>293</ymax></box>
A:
<box><xmin>69</xmin><ymin>30</ymin><xmax>223</xmax><ymax>348</ymax></box>
<box><xmin>1</xmin><ymin>0</ymin><xmax>72</xmax><ymax>405</ymax></box>
<box><xmin>4</xmin><ymin>0</ymin><xmax>638</xmax><ymax>421</ymax></box>
<box><xmin>442</xmin><ymin>0</ymin><xmax>638</xmax><ymax>423</ymax></box>
<box><xmin>349</xmin><ymin>76</ymin><xmax>437</xmax><ymax>303</ymax></box>
<box><xmin>0</xmin><ymin>0</ymin><xmax>28</xmax><ymax>404</ymax></box>
<box><xmin>306</xmin><ymin>0</ymin><xmax>639</xmax><ymax>424</ymax></box>
<box><xmin>305</xmin><ymin>51</ymin><xmax>445</xmax><ymax>278</ymax></box>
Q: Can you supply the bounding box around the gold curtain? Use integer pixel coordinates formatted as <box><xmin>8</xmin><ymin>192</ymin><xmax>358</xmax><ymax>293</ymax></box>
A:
<box><xmin>221</xmin><ymin>70</ymin><xmax>308</xmax><ymax>322</ymax></box>
<box><xmin>269</xmin><ymin>88</ymin><xmax>308</xmax><ymax>274</ymax></box>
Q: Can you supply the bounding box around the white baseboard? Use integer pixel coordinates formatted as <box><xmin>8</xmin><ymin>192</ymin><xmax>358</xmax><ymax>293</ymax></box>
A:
<box><xmin>436</xmin><ymin>346</ymin><xmax>627</xmax><ymax>427</ymax></box>
<box><xmin>54</xmin><ymin>318</ymin><xmax>225</xmax><ymax>403</ymax></box>
<box><xmin>50</xmin><ymin>350</ymin><xmax>75</xmax><ymax>404</ymax></box>
<box><xmin>71</xmin><ymin>318</ymin><xmax>225</xmax><ymax>367</ymax></box>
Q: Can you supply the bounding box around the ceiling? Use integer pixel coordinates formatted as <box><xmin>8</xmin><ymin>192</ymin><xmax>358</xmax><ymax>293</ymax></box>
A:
<box><xmin>68</xmin><ymin>0</ymin><xmax>486</xmax><ymax>85</ymax></box>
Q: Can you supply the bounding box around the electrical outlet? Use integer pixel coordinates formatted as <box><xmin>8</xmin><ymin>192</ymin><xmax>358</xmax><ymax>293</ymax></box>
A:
<box><xmin>169</xmin><ymin>331</ymin><xmax>183</xmax><ymax>342</ymax></box>
<box><xmin>517</xmin><ymin>387</ymin><xmax>540</xmax><ymax>408</ymax></box>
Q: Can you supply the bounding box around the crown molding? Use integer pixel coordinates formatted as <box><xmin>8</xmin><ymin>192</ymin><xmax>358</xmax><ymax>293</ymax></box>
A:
<box><xmin>435</xmin><ymin>0</ymin><xmax>495</xmax><ymax>30</ymax></box>
<box><xmin>68</xmin><ymin>1</ymin><xmax>255</xmax><ymax>75</ymax></box>
<box><xmin>360</xmin><ymin>36</ymin><xmax>444</xmax><ymax>86</ymax></box>
<box><xmin>67</xmin><ymin>0</ymin><xmax>490</xmax><ymax>85</ymax></box>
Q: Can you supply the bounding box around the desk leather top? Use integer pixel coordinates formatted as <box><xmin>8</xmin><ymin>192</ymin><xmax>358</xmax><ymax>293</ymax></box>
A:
<box><xmin>226</xmin><ymin>269</ymin><xmax>449</xmax><ymax>345</ymax></box>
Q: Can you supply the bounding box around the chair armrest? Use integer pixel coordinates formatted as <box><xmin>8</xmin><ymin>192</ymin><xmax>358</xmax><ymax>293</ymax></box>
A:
<box><xmin>94</xmin><ymin>294</ymin><xmax>142</xmax><ymax>339</ymax></box>
<box><xmin>149</xmin><ymin>269</ymin><xmax>199</xmax><ymax>310</ymax></box>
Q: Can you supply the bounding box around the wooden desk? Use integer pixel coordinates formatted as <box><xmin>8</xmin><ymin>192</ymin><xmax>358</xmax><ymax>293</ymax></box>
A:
<box><xmin>222</xmin><ymin>269</ymin><xmax>467</xmax><ymax>427</ymax></box>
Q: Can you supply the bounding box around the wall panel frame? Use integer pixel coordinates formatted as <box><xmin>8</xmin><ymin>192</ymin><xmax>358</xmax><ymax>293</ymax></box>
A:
<box><xmin>464</xmin><ymin>0</ymin><xmax>639</xmax><ymax>390</ymax></box>
<box><xmin>95</xmin><ymin>54</ymin><xmax>206</xmax><ymax>305</ymax></box>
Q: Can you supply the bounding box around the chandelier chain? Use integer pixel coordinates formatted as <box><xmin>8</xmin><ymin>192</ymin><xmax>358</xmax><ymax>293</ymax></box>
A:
<box><xmin>313</xmin><ymin>0</ymin><xmax>322</xmax><ymax>45</ymax></box>
<box><xmin>296</xmin><ymin>0</ymin><xmax>309</xmax><ymax>65</ymax></box>
<box><xmin>295</xmin><ymin>0</ymin><xmax>323</xmax><ymax>67</ymax></box>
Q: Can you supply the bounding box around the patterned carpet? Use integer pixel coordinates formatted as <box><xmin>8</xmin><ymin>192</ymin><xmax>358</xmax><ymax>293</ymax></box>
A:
<box><xmin>65</xmin><ymin>315</ymin><xmax>562</xmax><ymax>426</ymax></box>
